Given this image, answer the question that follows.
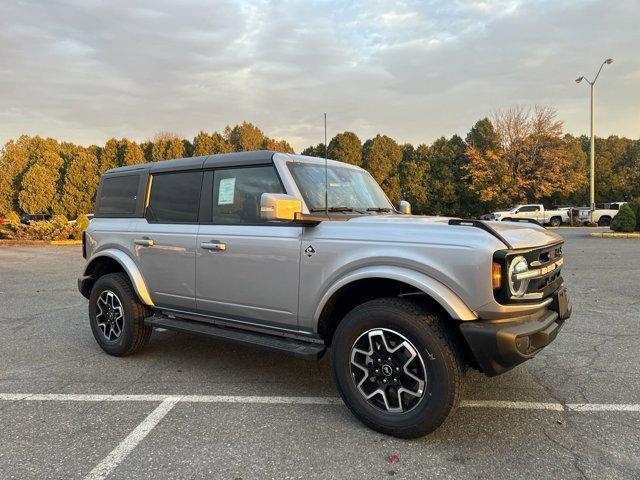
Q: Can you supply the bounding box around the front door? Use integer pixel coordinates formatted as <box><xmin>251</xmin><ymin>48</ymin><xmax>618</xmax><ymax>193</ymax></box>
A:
<box><xmin>196</xmin><ymin>165</ymin><xmax>302</xmax><ymax>330</ymax></box>
<box><xmin>134</xmin><ymin>170</ymin><xmax>203</xmax><ymax>311</ymax></box>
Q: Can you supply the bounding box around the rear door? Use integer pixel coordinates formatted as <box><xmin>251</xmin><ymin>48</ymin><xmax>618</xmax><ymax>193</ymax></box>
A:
<box><xmin>196</xmin><ymin>165</ymin><xmax>302</xmax><ymax>330</ymax></box>
<box><xmin>134</xmin><ymin>170</ymin><xmax>203</xmax><ymax>311</ymax></box>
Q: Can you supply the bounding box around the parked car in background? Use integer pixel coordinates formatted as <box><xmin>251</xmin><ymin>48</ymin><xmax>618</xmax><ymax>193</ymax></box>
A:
<box><xmin>490</xmin><ymin>204</ymin><xmax>569</xmax><ymax>227</ymax></box>
<box><xmin>578</xmin><ymin>202</ymin><xmax>627</xmax><ymax>226</ymax></box>
<box><xmin>20</xmin><ymin>213</ymin><xmax>52</xmax><ymax>224</ymax></box>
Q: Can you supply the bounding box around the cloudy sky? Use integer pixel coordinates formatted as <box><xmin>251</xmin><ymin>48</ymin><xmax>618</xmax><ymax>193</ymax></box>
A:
<box><xmin>1</xmin><ymin>0</ymin><xmax>638</xmax><ymax>152</ymax></box>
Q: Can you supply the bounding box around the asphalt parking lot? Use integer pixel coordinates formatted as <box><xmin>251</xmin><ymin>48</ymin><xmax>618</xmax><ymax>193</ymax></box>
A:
<box><xmin>0</xmin><ymin>227</ymin><xmax>638</xmax><ymax>479</ymax></box>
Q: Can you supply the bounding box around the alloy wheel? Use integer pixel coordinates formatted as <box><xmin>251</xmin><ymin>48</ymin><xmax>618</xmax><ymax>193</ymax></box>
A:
<box><xmin>95</xmin><ymin>290</ymin><xmax>125</xmax><ymax>341</ymax></box>
<box><xmin>350</xmin><ymin>328</ymin><xmax>427</xmax><ymax>413</ymax></box>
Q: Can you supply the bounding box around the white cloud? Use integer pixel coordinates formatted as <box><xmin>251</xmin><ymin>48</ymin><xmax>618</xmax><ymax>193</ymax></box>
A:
<box><xmin>0</xmin><ymin>0</ymin><xmax>637</xmax><ymax>151</ymax></box>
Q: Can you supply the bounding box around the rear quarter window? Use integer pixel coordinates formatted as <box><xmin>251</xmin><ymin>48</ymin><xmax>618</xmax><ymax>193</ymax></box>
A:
<box><xmin>95</xmin><ymin>174</ymin><xmax>141</xmax><ymax>217</ymax></box>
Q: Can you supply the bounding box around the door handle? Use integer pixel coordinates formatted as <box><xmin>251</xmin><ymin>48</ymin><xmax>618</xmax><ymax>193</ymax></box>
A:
<box><xmin>201</xmin><ymin>241</ymin><xmax>227</xmax><ymax>251</ymax></box>
<box><xmin>134</xmin><ymin>238</ymin><xmax>155</xmax><ymax>247</ymax></box>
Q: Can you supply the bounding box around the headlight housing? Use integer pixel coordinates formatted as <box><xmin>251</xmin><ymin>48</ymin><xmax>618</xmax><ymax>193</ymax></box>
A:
<box><xmin>507</xmin><ymin>255</ymin><xmax>529</xmax><ymax>297</ymax></box>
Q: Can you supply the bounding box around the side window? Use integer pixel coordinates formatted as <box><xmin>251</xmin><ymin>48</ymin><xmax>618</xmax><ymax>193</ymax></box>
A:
<box><xmin>211</xmin><ymin>166</ymin><xmax>284</xmax><ymax>224</ymax></box>
<box><xmin>519</xmin><ymin>205</ymin><xmax>538</xmax><ymax>212</ymax></box>
<box><xmin>147</xmin><ymin>171</ymin><xmax>203</xmax><ymax>223</ymax></box>
<box><xmin>96</xmin><ymin>174</ymin><xmax>140</xmax><ymax>216</ymax></box>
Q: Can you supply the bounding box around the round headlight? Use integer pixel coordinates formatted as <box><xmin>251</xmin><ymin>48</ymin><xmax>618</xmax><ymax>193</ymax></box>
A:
<box><xmin>508</xmin><ymin>255</ymin><xmax>529</xmax><ymax>297</ymax></box>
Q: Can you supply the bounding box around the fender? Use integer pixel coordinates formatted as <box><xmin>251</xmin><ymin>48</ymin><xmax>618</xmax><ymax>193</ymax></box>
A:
<box><xmin>82</xmin><ymin>249</ymin><xmax>154</xmax><ymax>306</ymax></box>
<box><xmin>313</xmin><ymin>265</ymin><xmax>477</xmax><ymax>323</ymax></box>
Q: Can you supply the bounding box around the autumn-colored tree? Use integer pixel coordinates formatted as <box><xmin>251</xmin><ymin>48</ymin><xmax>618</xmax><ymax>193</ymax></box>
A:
<box><xmin>328</xmin><ymin>132</ymin><xmax>362</xmax><ymax>166</ymax></box>
<box><xmin>464</xmin><ymin>147</ymin><xmax>516</xmax><ymax>211</ymax></box>
<box><xmin>362</xmin><ymin>134</ymin><xmax>403</xmax><ymax>205</ymax></box>
<box><xmin>150</xmin><ymin>132</ymin><xmax>185</xmax><ymax>161</ymax></box>
<box><xmin>60</xmin><ymin>149</ymin><xmax>100</xmax><ymax>218</ymax></box>
<box><xmin>262</xmin><ymin>138</ymin><xmax>295</xmax><ymax>153</ymax></box>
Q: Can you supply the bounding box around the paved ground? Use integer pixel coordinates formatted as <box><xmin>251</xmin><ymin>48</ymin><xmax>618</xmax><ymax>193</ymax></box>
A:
<box><xmin>0</xmin><ymin>227</ymin><xmax>638</xmax><ymax>479</ymax></box>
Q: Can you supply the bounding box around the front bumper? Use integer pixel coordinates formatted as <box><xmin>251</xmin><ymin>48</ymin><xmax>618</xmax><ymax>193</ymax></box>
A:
<box><xmin>460</xmin><ymin>287</ymin><xmax>571</xmax><ymax>376</ymax></box>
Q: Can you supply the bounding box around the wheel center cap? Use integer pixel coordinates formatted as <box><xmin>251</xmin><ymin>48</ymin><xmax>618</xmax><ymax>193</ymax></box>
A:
<box><xmin>381</xmin><ymin>364</ymin><xmax>393</xmax><ymax>377</ymax></box>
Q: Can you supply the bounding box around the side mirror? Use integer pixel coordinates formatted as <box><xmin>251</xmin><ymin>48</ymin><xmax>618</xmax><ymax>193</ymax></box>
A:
<box><xmin>398</xmin><ymin>200</ymin><xmax>411</xmax><ymax>215</ymax></box>
<box><xmin>260</xmin><ymin>193</ymin><xmax>303</xmax><ymax>221</ymax></box>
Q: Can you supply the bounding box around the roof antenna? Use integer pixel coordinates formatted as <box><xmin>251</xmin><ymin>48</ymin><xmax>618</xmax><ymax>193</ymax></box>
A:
<box><xmin>324</xmin><ymin>113</ymin><xmax>328</xmax><ymax>216</ymax></box>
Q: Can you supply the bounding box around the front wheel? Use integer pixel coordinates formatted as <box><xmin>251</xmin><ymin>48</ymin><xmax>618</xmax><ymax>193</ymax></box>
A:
<box><xmin>89</xmin><ymin>273</ymin><xmax>152</xmax><ymax>356</ymax></box>
<box><xmin>331</xmin><ymin>298</ymin><xmax>463</xmax><ymax>438</ymax></box>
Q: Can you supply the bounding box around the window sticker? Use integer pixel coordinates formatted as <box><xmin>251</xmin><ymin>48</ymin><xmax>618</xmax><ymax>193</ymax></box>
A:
<box><xmin>218</xmin><ymin>178</ymin><xmax>236</xmax><ymax>205</ymax></box>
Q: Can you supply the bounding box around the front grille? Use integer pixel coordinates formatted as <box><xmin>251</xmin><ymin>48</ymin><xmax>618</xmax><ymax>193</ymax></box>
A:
<box><xmin>493</xmin><ymin>242</ymin><xmax>564</xmax><ymax>304</ymax></box>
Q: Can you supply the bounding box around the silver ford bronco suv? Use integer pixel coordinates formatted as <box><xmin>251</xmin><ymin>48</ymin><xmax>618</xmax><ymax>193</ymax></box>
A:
<box><xmin>79</xmin><ymin>150</ymin><xmax>571</xmax><ymax>438</ymax></box>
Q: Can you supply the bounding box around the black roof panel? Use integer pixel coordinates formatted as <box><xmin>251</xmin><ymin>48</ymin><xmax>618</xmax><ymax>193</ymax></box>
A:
<box><xmin>104</xmin><ymin>150</ymin><xmax>275</xmax><ymax>175</ymax></box>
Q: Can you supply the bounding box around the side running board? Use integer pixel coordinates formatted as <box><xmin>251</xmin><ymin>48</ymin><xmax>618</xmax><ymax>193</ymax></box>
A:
<box><xmin>448</xmin><ymin>219</ymin><xmax>514</xmax><ymax>249</ymax></box>
<box><xmin>145</xmin><ymin>314</ymin><xmax>326</xmax><ymax>360</ymax></box>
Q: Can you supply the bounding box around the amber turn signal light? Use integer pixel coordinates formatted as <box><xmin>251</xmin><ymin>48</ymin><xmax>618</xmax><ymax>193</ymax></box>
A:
<box><xmin>492</xmin><ymin>262</ymin><xmax>502</xmax><ymax>289</ymax></box>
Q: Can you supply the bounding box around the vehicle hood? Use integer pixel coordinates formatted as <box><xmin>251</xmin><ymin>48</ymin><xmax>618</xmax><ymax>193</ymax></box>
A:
<box><xmin>345</xmin><ymin>214</ymin><xmax>563</xmax><ymax>250</ymax></box>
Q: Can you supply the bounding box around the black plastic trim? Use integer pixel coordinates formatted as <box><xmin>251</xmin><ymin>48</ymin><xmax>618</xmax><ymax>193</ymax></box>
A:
<box><xmin>448</xmin><ymin>219</ymin><xmax>513</xmax><ymax>249</ymax></box>
<box><xmin>145</xmin><ymin>314</ymin><xmax>326</xmax><ymax>360</ymax></box>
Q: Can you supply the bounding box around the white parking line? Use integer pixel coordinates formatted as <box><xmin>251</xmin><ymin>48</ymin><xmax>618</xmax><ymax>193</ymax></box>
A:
<box><xmin>566</xmin><ymin>403</ymin><xmax>640</xmax><ymax>412</ymax></box>
<box><xmin>83</xmin><ymin>397</ymin><xmax>180</xmax><ymax>480</ymax></box>
<box><xmin>2</xmin><ymin>392</ymin><xmax>639</xmax><ymax>412</ymax></box>
<box><xmin>460</xmin><ymin>400</ymin><xmax>565</xmax><ymax>411</ymax></box>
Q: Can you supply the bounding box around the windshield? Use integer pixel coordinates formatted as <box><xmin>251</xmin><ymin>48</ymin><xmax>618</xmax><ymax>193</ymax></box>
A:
<box><xmin>287</xmin><ymin>162</ymin><xmax>394</xmax><ymax>212</ymax></box>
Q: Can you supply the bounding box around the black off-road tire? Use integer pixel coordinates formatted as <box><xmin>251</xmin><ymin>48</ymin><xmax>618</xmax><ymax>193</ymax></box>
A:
<box><xmin>331</xmin><ymin>297</ymin><xmax>463</xmax><ymax>438</ymax></box>
<box><xmin>89</xmin><ymin>273</ymin><xmax>152</xmax><ymax>356</ymax></box>
<box><xmin>598</xmin><ymin>216</ymin><xmax>612</xmax><ymax>227</ymax></box>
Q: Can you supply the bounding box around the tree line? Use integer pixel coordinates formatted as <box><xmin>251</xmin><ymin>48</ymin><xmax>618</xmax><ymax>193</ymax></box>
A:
<box><xmin>1</xmin><ymin>109</ymin><xmax>638</xmax><ymax>219</ymax></box>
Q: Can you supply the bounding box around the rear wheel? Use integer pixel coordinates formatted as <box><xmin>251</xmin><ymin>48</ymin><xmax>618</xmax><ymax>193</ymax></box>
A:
<box><xmin>549</xmin><ymin>216</ymin><xmax>562</xmax><ymax>227</ymax></box>
<box><xmin>331</xmin><ymin>297</ymin><xmax>463</xmax><ymax>438</ymax></box>
<box><xmin>598</xmin><ymin>216</ymin><xmax>612</xmax><ymax>227</ymax></box>
<box><xmin>89</xmin><ymin>273</ymin><xmax>152</xmax><ymax>356</ymax></box>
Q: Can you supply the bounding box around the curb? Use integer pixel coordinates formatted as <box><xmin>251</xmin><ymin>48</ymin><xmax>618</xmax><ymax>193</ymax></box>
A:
<box><xmin>50</xmin><ymin>240</ymin><xmax>83</xmax><ymax>245</ymax></box>
<box><xmin>590</xmin><ymin>232</ymin><xmax>640</xmax><ymax>238</ymax></box>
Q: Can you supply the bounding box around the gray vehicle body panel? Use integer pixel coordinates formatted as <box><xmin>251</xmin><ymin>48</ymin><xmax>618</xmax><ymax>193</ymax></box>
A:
<box><xmin>83</xmin><ymin>151</ymin><xmax>565</xmax><ymax>341</ymax></box>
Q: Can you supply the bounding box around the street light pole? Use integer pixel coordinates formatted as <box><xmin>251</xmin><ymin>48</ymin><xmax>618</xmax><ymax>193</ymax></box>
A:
<box><xmin>590</xmin><ymin>81</ymin><xmax>594</xmax><ymax>216</ymax></box>
<box><xmin>576</xmin><ymin>58</ymin><xmax>613</xmax><ymax>223</ymax></box>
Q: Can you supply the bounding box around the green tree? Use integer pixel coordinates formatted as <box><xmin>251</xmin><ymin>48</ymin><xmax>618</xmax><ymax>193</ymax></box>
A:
<box><xmin>192</xmin><ymin>131</ymin><xmax>234</xmax><ymax>156</ymax></box>
<box><xmin>150</xmin><ymin>132</ymin><xmax>185</xmax><ymax>161</ymax></box>
<box><xmin>466</xmin><ymin>118</ymin><xmax>501</xmax><ymax>154</ymax></box>
<box><xmin>18</xmin><ymin>148</ymin><xmax>63</xmax><ymax>214</ymax></box>
<box><xmin>399</xmin><ymin>144</ymin><xmax>429</xmax><ymax>213</ymax></box>
<box><xmin>610</xmin><ymin>203</ymin><xmax>636</xmax><ymax>232</ymax></box>
<box><xmin>60</xmin><ymin>150</ymin><xmax>99</xmax><ymax>218</ymax></box>
<box><xmin>121</xmin><ymin>139</ymin><xmax>145</xmax><ymax>166</ymax></box>
<box><xmin>99</xmin><ymin>138</ymin><xmax>120</xmax><ymax>174</ymax></box>
<box><xmin>301</xmin><ymin>143</ymin><xmax>326</xmax><ymax>157</ymax></box>
<box><xmin>362</xmin><ymin>134</ymin><xmax>403</xmax><ymax>205</ymax></box>
<box><xmin>225</xmin><ymin>122</ymin><xmax>266</xmax><ymax>151</ymax></box>
<box><xmin>328</xmin><ymin>132</ymin><xmax>362</xmax><ymax>166</ymax></box>
<box><xmin>0</xmin><ymin>136</ymin><xmax>32</xmax><ymax>214</ymax></box>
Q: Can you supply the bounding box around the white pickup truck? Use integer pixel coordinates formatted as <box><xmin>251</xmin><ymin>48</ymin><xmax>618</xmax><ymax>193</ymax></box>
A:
<box><xmin>578</xmin><ymin>202</ymin><xmax>627</xmax><ymax>226</ymax></box>
<box><xmin>491</xmin><ymin>204</ymin><xmax>570</xmax><ymax>227</ymax></box>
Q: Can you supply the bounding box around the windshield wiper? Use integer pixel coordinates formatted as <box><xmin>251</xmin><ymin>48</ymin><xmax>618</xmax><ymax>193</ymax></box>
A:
<box><xmin>366</xmin><ymin>207</ymin><xmax>394</xmax><ymax>213</ymax></box>
<box><xmin>310</xmin><ymin>206</ymin><xmax>353</xmax><ymax>212</ymax></box>
<box><xmin>310</xmin><ymin>206</ymin><xmax>369</xmax><ymax>214</ymax></box>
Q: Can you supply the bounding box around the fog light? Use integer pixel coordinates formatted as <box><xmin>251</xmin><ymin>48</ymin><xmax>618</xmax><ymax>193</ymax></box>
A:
<box><xmin>515</xmin><ymin>335</ymin><xmax>531</xmax><ymax>354</ymax></box>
